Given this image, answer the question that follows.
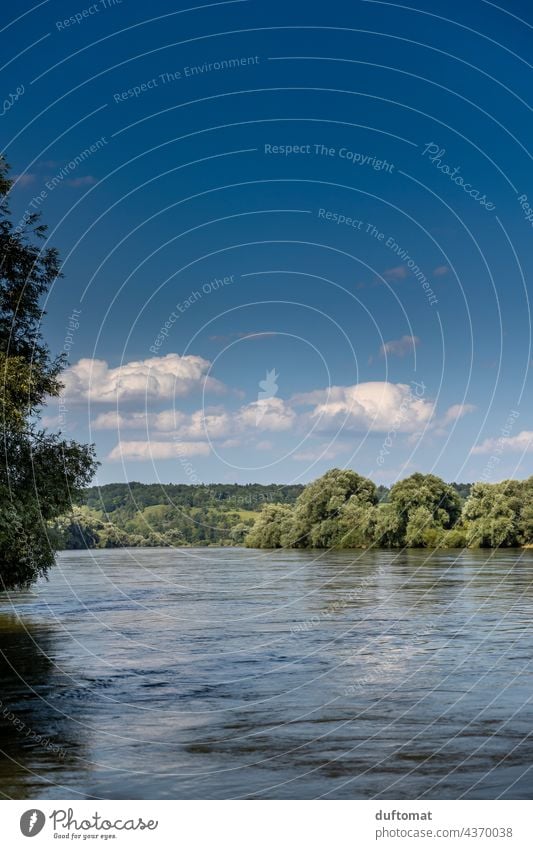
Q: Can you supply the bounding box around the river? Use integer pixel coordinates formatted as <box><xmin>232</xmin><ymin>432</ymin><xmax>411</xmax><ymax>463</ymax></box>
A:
<box><xmin>0</xmin><ymin>547</ymin><xmax>532</xmax><ymax>799</ymax></box>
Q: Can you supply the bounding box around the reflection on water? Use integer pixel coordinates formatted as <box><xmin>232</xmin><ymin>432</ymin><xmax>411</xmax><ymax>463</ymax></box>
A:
<box><xmin>0</xmin><ymin>614</ymin><xmax>87</xmax><ymax>799</ymax></box>
<box><xmin>0</xmin><ymin>547</ymin><xmax>532</xmax><ymax>799</ymax></box>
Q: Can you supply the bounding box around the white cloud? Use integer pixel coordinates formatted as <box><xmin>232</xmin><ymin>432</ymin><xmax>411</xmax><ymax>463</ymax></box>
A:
<box><xmin>108</xmin><ymin>440</ymin><xmax>210</xmax><ymax>461</ymax></box>
<box><xmin>295</xmin><ymin>382</ymin><xmax>434</xmax><ymax>434</ymax></box>
<box><xmin>93</xmin><ymin>380</ymin><xmax>445</xmax><ymax>458</ymax></box>
<box><xmin>379</xmin><ymin>335</ymin><xmax>420</xmax><ymax>358</ymax></box>
<box><xmin>237</xmin><ymin>397</ymin><xmax>296</xmax><ymax>432</ymax></box>
<box><xmin>383</xmin><ymin>265</ymin><xmax>408</xmax><ymax>281</ymax></box>
<box><xmin>93</xmin><ymin>397</ymin><xmax>294</xmax><ymax>446</ymax></box>
<box><xmin>63</xmin><ymin>354</ymin><xmax>226</xmax><ymax>403</ymax></box>
<box><xmin>442</xmin><ymin>403</ymin><xmax>476</xmax><ymax>425</ymax></box>
<box><xmin>92</xmin><ymin>411</ymin><xmax>147</xmax><ymax>430</ymax></box>
<box><xmin>472</xmin><ymin>431</ymin><xmax>533</xmax><ymax>455</ymax></box>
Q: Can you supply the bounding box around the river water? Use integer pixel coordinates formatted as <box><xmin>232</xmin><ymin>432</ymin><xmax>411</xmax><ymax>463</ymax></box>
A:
<box><xmin>0</xmin><ymin>547</ymin><xmax>532</xmax><ymax>799</ymax></box>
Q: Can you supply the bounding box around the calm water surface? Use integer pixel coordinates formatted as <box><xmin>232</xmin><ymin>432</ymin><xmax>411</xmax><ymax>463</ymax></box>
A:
<box><xmin>0</xmin><ymin>548</ymin><xmax>532</xmax><ymax>799</ymax></box>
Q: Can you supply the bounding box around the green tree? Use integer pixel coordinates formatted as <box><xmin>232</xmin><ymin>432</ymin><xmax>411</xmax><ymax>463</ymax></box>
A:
<box><xmin>244</xmin><ymin>504</ymin><xmax>293</xmax><ymax>548</ymax></box>
<box><xmin>462</xmin><ymin>481</ymin><xmax>522</xmax><ymax>548</ymax></box>
<box><xmin>389</xmin><ymin>473</ymin><xmax>461</xmax><ymax>546</ymax></box>
<box><xmin>518</xmin><ymin>477</ymin><xmax>533</xmax><ymax>545</ymax></box>
<box><xmin>287</xmin><ymin>468</ymin><xmax>377</xmax><ymax>548</ymax></box>
<box><xmin>50</xmin><ymin>505</ymin><xmax>103</xmax><ymax>549</ymax></box>
<box><xmin>404</xmin><ymin>506</ymin><xmax>442</xmax><ymax>548</ymax></box>
<box><xmin>337</xmin><ymin>499</ymin><xmax>377</xmax><ymax>548</ymax></box>
<box><xmin>372</xmin><ymin>502</ymin><xmax>403</xmax><ymax>547</ymax></box>
<box><xmin>0</xmin><ymin>159</ymin><xmax>97</xmax><ymax>588</ymax></box>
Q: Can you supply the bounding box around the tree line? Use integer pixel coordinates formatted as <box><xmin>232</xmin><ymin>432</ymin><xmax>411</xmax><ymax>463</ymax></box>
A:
<box><xmin>244</xmin><ymin>469</ymin><xmax>533</xmax><ymax>550</ymax></box>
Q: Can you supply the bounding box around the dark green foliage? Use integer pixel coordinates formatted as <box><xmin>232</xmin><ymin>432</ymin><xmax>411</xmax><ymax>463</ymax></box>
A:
<box><xmin>50</xmin><ymin>471</ymin><xmax>533</xmax><ymax>554</ymax></box>
<box><xmin>0</xmin><ymin>159</ymin><xmax>97</xmax><ymax>588</ymax></box>
<box><xmin>244</xmin><ymin>470</ymin><xmax>533</xmax><ymax>551</ymax></box>
<box><xmin>244</xmin><ymin>504</ymin><xmax>294</xmax><ymax>548</ymax></box>
<box><xmin>389</xmin><ymin>473</ymin><xmax>462</xmax><ymax>535</ymax></box>
<box><xmin>83</xmin><ymin>481</ymin><xmax>303</xmax><ymax>514</ymax></box>
<box><xmin>286</xmin><ymin>468</ymin><xmax>377</xmax><ymax>548</ymax></box>
<box><xmin>462</xmin><ymin>480</ymin><xmax>530</xmax><ymax>548</ymax></box>
<box><xmin>52</xmin><ymin>481</ymin><xmax>304</xmax><ymax>550</ymax></box>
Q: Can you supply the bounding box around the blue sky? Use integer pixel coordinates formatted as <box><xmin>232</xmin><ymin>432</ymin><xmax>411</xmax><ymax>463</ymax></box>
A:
<box><xmin>2</xmin><ymin>0</ymin><xmax>532</xmax><ymax>485</ymax></box>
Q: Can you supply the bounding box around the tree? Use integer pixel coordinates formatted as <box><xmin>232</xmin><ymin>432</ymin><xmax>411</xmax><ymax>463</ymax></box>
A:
<box><xmin>462</xmin><ymin>481</ymin><xmax>522</xmax><ymax>548</ymax></box>
<box><xmin>50</xmin><ymin>505</ymin><xmax>103</xmax><ymax>549</ymax></box>
<box><xmin>389</xmin><ymin>472</ymin><xmax>461</xmax><ymax>546</ymax></box>
<box><xmin>0</xmin><ymin>158</ymin><xmax>97</xmax><ymax>588</ymax></box>
<box><xmin>244</xmin><ymin>503</ymin><xmax>293</xmax><ymax>549</ymax></box>
<box><xmin>405</xmin><ymin>506</ymin><xmax>441</xmax><ymax>548</ymax></box>
<box><xmin>337</xmin><ymin>499</ymin><xmax>377</xmax><ymax>548</ymax></box>
<box><xmin>518</xmin><ymin>477</ymin><xmax>533</xmax><ymax>545</ymax></box>
<box><xmin>287</xmin><ymin>468</ymin><xmax>377</xmax><ymax>548</ymax></box>
<box><xmin>372</xmin><ymin>502</ymin><xmax>403</xmax><ymax>547</ymax></box>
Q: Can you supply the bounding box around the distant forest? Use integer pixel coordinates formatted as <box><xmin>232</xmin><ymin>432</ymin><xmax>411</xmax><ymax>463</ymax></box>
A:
<box><xmin>50</xmin><ymin>479</ymin><xmax>473</xmax><ymax>550</ymax></box>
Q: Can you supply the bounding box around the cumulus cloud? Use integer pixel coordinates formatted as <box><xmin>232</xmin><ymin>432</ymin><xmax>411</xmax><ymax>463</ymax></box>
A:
<box><xmin>93</xmin><ymin>399</ymin><xmax>293</xmax><ymax>440</ymax></box>
<box><xmin>299</xmin><ymin>382</ymin><xmax>433</xmax><ymax>434</ymax></box>
<box><xmin>472</xmin><ymin>431</ymin><xmax>533</xmax><ymax>455</ymax></box>
<box><xmin>379</xmin><ymin>335</ymin><xmax>420</xmax><ymax>358</ymax></box>
<box><xmin>237</xmin><ymin>397</ymin><xmax>297</xmax><ymax>432</ymax></box>
<box><xmin>93</xmin><ymin>379</ymin><xmax>456</xmax><ymax>462</ymax></box>
<box><xmin>442</xmin><ymin>403</ymin><xmax>476</xmax><ymax>425</ymax></box>
<box><xmin>64</xmin><ymin>354</ymin><xmax>226</xmax><ymax>403</ymax></box>
<box><xmin>108</xmin><ymin>440</ymin><xmax>210</xmax><ymax>461</ymax></box>
<box><xmin>92</xmin><ymin>411</ymin><xmax>146</xmax><ymax>430</ymax></box>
